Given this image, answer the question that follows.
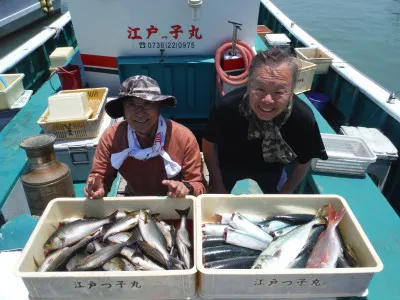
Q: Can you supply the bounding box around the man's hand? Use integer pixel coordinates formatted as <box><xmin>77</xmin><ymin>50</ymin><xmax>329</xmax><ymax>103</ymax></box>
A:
<box><xmin>162</xmin><ymin>180</ymin><xmax>189</xmax><ymax>198</ymax></box>
<box><xmin>84</xmin><ymin>174</ymin><xmax>105</xmax><ymax>199</ymax></box>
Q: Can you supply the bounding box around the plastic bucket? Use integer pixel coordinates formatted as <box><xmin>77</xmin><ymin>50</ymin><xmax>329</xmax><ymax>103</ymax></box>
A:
<box><xmin>307</xmin><ymin>92</ymin><xmax>329</xmax><ymax>113</ymax></box>
<box><xmin>56</xmin><ymin>64</ymin><xmax>82</xmax><ymax>90</ymax></box>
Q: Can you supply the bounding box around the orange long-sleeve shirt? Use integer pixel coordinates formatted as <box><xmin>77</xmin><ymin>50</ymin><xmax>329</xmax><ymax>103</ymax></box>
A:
<box><xmin>89</xmin><ymin>119</ymin><xmax>205</xmax><ymax>196</ymax></box>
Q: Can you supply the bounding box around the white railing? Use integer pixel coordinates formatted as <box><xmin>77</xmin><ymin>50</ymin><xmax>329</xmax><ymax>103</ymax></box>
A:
<box><xmin>261</xmin><ymin>0</ymin><xmax>400</xmax><ymax>123</ymax></box>
<box><xmin>0</xmin><ymin>12</ymin><xmax>71</xmax><ymax>74</ymax></box>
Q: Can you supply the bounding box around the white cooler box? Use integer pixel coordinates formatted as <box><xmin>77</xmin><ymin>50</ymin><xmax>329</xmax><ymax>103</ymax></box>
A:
<box><xmin>54</xmin><ymin>114</ymin><xmax>114</xmax><ymax>182</ymax></box>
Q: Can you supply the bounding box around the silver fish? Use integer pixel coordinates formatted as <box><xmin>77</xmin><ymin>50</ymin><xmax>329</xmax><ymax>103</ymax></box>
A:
<box><xmin>44</xmin><ymin>231</ymin><xmax>100</xmax><ymax>271</ymax></box>
<box><xmin>271</xmin><ymin>225</ymin><xmax>299</xmax><ymax>238</ymax></box>
<box><xmin>108</xmin><ymin>232</ymin><xmax>132</xmax><ymax>244</ymax></box>
<box><xmin>258</xmin><ymin>220</ymin><xmax>294</xmax><ymax>233</ymax></box>
<box><xmin>102</xmin><ymin>210</ymin><xmax>139</xmax><ymax>242</ymax></box>
<box><xmin>37</xmin><ymin>248</ymin><xmax>64</xmax><ymax>272</ymax></box>
<box><xmin>202</xmin><ymin>223</ymin><xmax>231</xmax><ymax>237</ymax></box>
<box><xmin>176</xmin><ymin>207</ymin><xmax>191</xmax><ymax>269</ymax></box>
<box><xmin>102</xmin><ymin>257</ymin><xmax>126</xmax><ymax>271</ymax></box>
<box><xmin>66</xmin><ymin>253</ymin><xmax>86</xmax><ymax>271</ymax></box>
<box><xmin>217</xmin><ymin>213</ymin><xmax>266</xmax><ymax>224</ymax></box>
<box><xmin>202</xmin><ymin>235</ymin><xmax>226</xmax><ymax>248</ymax></box>
<box><xmin>252</xmin><ymin>207</ymin><xmax>326</xmax><ymax>270</ymax></box>
<box><xmin>121</xmin><ymin>245</ymin><xmax>164</xmax><ymax>271</ymax></box>
<box><xmin>44</xmin><ymin>211</ymin><xmax>118</xmax><ymax>251</ymax></box>
<box><xmin>156</xmin><ymin>219</ymin><xmax>173</xmax><ymax>249</ymax></box>
<box><xmin>131</xmin><ymin>255</ymin><xmax>165</xmax><ymax>271</ymax></box>
<box><xmin>72</xmin><ymin>236</ymin><xmax>136</xmax><ymax>271</ymax></box>
<box><xmin>131</xmin><ymin>226</ymin><xmax>143</xmax><ymax>242</ymax></box>
<box><xmin>59</xmin><ymin>217</ymin><xmax>84</xmax><ymax>226</ymax></box>
<box><xmin>169</xmin><ymin>224</ymin><xmax>177</xmax><ymax>255</ymax></box>
<box><xmin>204</xmin><ymin>256</ymin><xmax>258</xmax><ymax>269</ymax></box>
<box><xmin>224</xmin><ymin>228</ymin><xmax>269</xmax><ymax>251</ymax></box>
<box><xmin>121</xmin><ymin>258</ymin><xmax>136</xmax><ymax>271</ymax></box>
<box><xmin>229</xmin><ymin>212</ymin><xmax>273</xmax><ymax>244</ymax></box>
<box><xmin>138</xmin><ymin>210</ymin><xmax>181</xmax><ymax>269</ymax></box>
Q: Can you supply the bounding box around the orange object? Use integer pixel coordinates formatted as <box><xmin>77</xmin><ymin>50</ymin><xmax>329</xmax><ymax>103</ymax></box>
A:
<box><xmin>215</xmin><ymin>40</ymin><xmax>255</xmax><ymax>96</ymax></box>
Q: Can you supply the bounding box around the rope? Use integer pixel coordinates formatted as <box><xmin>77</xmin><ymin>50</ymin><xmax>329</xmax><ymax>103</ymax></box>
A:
<box><xmin>43</xmin><ymin>26</ymin><xmax>64</xmax><ymax>40</ymax></box>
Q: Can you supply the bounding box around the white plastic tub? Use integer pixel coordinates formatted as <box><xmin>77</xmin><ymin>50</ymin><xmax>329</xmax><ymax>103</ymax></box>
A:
<box><xmin>196</xmin><ymin>194</ymin><xmax>383</xmax><ymax>299</ymax></box>
<box><xmin>15</xmin><ymin>196</ymin><xmax>197</xmax><ymax>300</ymax></box>
<box><xmin>0</xmin><ymin>73</ymin><xmax>25</xmax><ymax>110</ymax></box>
<box><xmin>312</xmin><ymin>134</ymin><xmax>377</xmax><ymax>176</ymax></box>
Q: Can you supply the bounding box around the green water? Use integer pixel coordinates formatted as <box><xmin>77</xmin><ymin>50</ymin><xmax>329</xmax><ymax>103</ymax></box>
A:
<box><xmin>272</xmin><ymin>0</ymin><xmax>400</xmax><ymax>94</ymax></box>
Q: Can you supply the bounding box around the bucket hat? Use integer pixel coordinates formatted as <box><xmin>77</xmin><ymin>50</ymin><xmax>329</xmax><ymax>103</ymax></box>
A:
<box><xmin>105</xmin><ymin>75</ymin><xmax>176</xmax><ymax>118</ymax></box>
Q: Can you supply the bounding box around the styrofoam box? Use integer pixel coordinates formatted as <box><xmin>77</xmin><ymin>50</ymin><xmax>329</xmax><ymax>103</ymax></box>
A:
<box><xmin>54</xmin><ymin>113</ymin><xmax>114</xmax><ymax>182</ymax></box>
<box><xmin>15</xmin><ymin>197</ymin><xmax>197</xmax><ymax>300</ymax></box>
<box><xmin>0</xmin><ymin>73</ymin><xmax>25</xmax><ymax>110</ymax></box>
<box><xmin>47</xmin><ymin>92</ymin><xmax>93</xmax><ymax>122</ymax></box>
<box><xmin>49</xmin><ymin>47</ymin><xmax>75</xmax><ymax>68</ymax></box>
<box><xmin>196</xmin><ymin>194</ymin><xmax>383</xmax><ymax>299</ymax></box>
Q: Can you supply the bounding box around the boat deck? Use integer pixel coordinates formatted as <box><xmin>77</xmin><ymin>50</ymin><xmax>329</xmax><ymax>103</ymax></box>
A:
<box><xmin>0</xmin><ymin>36</ymin><xmax>399</xmax><ymax>299</ymax></box>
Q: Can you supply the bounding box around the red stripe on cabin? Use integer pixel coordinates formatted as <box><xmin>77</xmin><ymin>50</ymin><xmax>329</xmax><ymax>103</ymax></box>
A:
<box><xmin>81</xmin><ymin>54</ymin><xmax>118</xmax><ymax>69</ymax></box>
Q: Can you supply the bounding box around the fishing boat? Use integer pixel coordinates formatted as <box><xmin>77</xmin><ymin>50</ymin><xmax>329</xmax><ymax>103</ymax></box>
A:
<box><xmin>0</xmin><ymin>1</ymin><xmax>399</xmax><ymax>299</ymax></box>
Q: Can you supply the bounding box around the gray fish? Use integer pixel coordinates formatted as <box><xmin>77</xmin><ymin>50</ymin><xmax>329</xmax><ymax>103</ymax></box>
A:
<box><xmin>72</xmin><ymin>235</ymin><xmax>136</xmax><ymax>271</ymax></box>
<box><xmin>108</xmin><ymin>232</ymin><xmax>133</xmax><ymax>244</ymax></box>
<box><xmin>202</xmin><ymin>235</ymin><xmax>226</xmax><ymax>248</ymax></box>
<box><xmin>137</xmin><ymin>240</ymin><xmax>171</xmax><ymax>269</ymax></box>
<box><xmin>65</xmin><ymin>252</ymin><xmax>86</xmax><ymax>271</ymax></box>
<box><xmin>204</xmin><ymin>256</ymin><xmax>258</xmax><ymax>269</ymax></box>
<box><xmin>44</xmin><ymin>231</ymin><xmax>100</xmax><ymax>271</ymax></box>
<box><xmin>102</xmin><ymin>257</ymin><xmax>126</xmax><ymax>271</ymax></box>
<box><xmin>59</xmin><ymin>217</ymin><xmax>84</xmax><ymax>226</ymax></box>
<box><xmin>37</xmin><ymin>248</ymin><xmax>65</xmax><ymax>272</ymax></box>
<box><xmin>203</xmin><ymin>245</ymin><xmax>260</xmax><ymax>263</ymax></box>
<box><xmin>44</xmin><ymin>211</ymin><xmax>118</xmax><ymax>251</ymax></box>
<box><xmin>176</xmin><ymin>207</ymin><xmax>191</xmax><ymax>269</ymax></box>
<box><xmin>120</xmin><ymin>245</ymin><xmax>141</xmax><ymax>260</ymax></box>
<box><xmin>102</xmin><ymin>210</ymin><xmax>139</xmax><ymax>242</ymax></box>
<box><xmin>138</xmin><ymin>210</ymin><xmax>181</xmax><ymax>269</ymax></box>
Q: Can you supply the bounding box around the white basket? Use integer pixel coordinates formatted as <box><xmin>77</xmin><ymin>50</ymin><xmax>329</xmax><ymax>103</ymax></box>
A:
<box><xmin>196</xmin><ymin>194</ymin><xmax>383</xmax><ymax>299</ymax></box>
<box><xmin>311</xmin><ymin>134</ymin><xmax>377</xmax><ymax>176</ymax></box>
<box><xmin>15</xmin><ymin>197</ymin><xmax>197</xmax><ymax>300</ymax></box>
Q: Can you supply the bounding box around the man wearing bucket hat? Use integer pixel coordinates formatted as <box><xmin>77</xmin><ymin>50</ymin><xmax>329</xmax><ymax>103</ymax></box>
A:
<box><xmin>203</xmin><ymin>48</ymin><xmax>327</xmax><ymax>194</ymax></box>
<box><xmin>84</xmin><ymin>75</ymin><xmax>205</xmax><ymax>198</ymax></box>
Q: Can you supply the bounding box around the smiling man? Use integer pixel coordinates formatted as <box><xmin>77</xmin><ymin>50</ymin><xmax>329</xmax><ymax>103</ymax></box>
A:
<box><xmin>84</xmin><ymin>75</ymin><xmax>205</xmax><ymax>199</ymax></box>
<box><xmin>202</xmin><ymin>48</ymin><xmax>327</xmax><ymax>194</ymax></box>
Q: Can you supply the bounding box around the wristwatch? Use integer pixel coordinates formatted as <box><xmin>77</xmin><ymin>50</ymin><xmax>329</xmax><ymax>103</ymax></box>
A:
<box><xmin>183</xmin><ymin>182</ymin><xmax>194</xmax><ymax>195</ymax></box>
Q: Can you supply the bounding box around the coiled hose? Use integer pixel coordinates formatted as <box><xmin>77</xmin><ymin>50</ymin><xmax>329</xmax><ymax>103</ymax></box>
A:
<box><xmin>215</xmin><ymin>40</ymin><xmax>255</xmax><ymax>96</ymax></box>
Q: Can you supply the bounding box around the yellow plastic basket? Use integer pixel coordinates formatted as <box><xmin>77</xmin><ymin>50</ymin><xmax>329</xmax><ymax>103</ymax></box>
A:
<box><xmin>37</xmin><ymin>87</ymin><xmax>108</xmax><ymax>139</ymax></box>
<box><xmin>294</xmin><ymin>58</ymin><xmax>316</xmax><ymax>95</ymax></box>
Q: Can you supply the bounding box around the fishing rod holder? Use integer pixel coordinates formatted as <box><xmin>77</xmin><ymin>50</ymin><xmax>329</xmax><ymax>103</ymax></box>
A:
<box><xmin>228</xmin><ymin>21</ymin><xmax>243</xmax><ymax>56</ymax></box>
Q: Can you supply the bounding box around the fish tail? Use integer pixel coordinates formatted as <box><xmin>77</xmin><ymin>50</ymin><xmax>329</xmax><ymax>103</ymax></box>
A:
<box><xmin>175</xmin><ymin>207</ymin><xmax>190</xmax><ymax>218</ymax></box>
<box><xmin>315</xmin><ymin>204</ymin><xmax>329</xmax><ymax>219</ymax></box>
<box><xmin>165</xmin><ymin>254</ymin><xmax>185</xmax><ymax>270</ymax></box>
<box><xmin>123</xmin><ymin>235</ymin><xmax>137</xmax><ymax>246</ymax></box>
<box><xmin>328</xmin><ymin>204</ymin><xmax>346</xmax><ymax>227</ymax></box>
<box><xmin>106</xmin><ymin>210</ymin><xmax>119</xmax><ymax>223</ymax></box>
